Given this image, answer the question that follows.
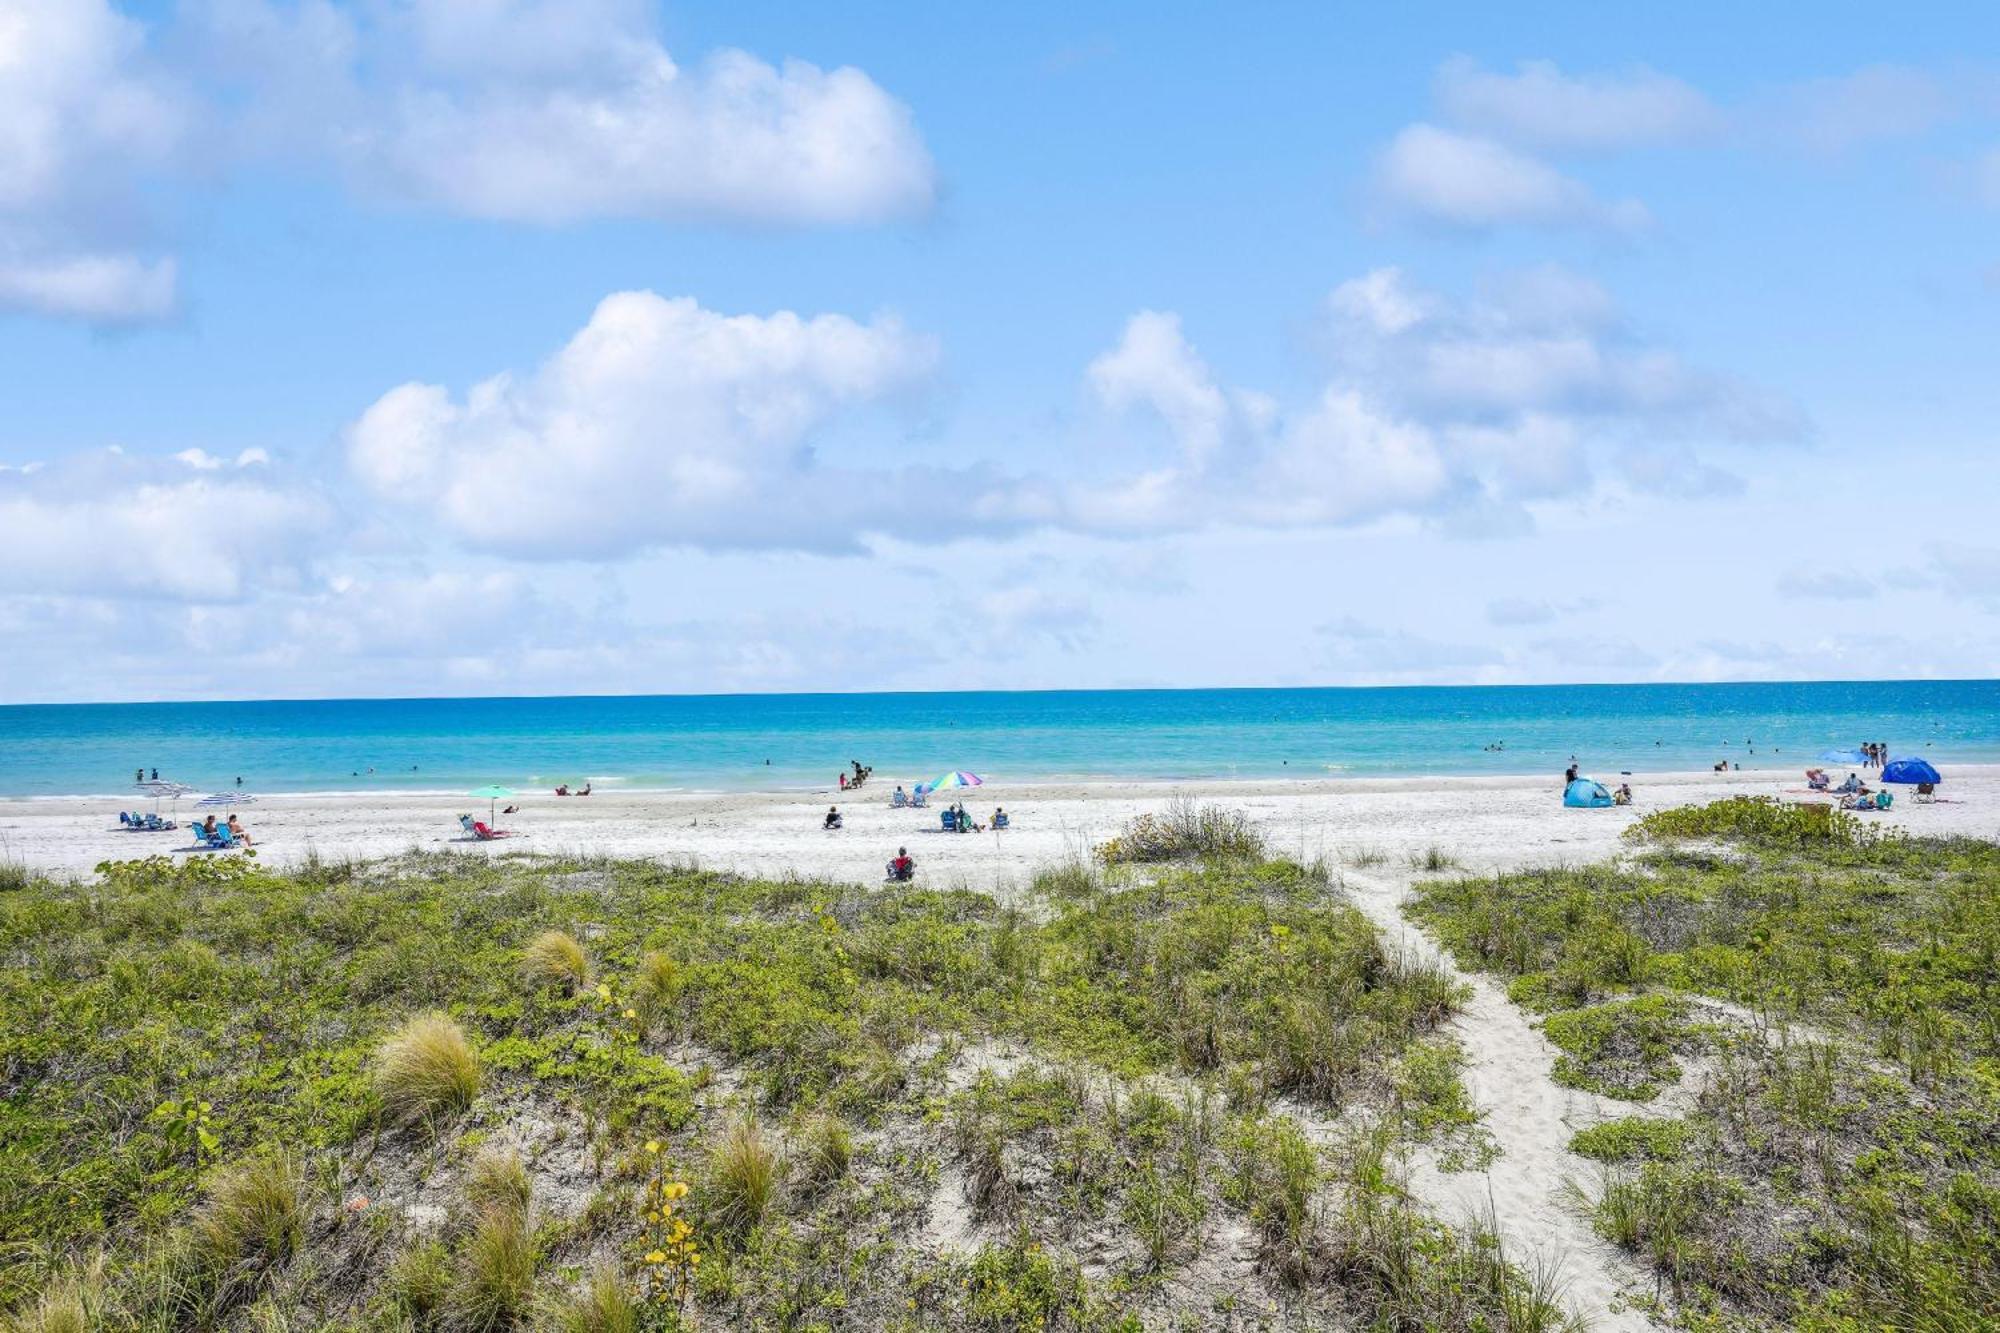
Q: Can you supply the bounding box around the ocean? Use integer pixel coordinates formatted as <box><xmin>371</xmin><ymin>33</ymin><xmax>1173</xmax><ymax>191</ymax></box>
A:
<box><xmin>0</xmin><ymin>680</ymin><xmax>1995</xmax><ymax>799</ymax></box>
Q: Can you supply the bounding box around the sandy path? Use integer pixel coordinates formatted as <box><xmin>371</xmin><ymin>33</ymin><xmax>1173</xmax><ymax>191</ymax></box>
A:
<box><xmin>1345</xmin><ymin>867</ymin><xmax>1665</xmax><ymax>1332</ymax></box>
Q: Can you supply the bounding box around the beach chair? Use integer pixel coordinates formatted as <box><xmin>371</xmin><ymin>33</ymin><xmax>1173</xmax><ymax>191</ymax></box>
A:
<box><xmin>940</xmin><ymin>809</ymin><xmax>958</xmax><ymax>832</ymax></box>
<box><xmin>992</xmin><ymin>812</ymin><xmax>1010</xmax><ymax>830</ymax></box>
<box><xmin>213</xmin><ymin>825</ymin><xmax>239</xmax><ymax>848</ymax></box>
<box><xmin>472</xmin><ymin>820</ymin><xmax>509</xmax><ymax>840</ymax></box>
<box><xmin>890</xmin><ymin>790</ymin><xmax>908</xmax><ymax>808</ymax></box>
<box><xmin>910</xmin><ymin>790</ymin><xmax>928</xmax><ymax>808</ymax></box>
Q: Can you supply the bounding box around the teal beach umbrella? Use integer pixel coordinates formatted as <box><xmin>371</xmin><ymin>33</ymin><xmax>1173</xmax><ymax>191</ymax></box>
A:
<box><xmin>468</xmin><ymin>785</ymin><xmax>513</xmax><ymax>822</ymax></box>
<box><xmin>928</xmin><ymin>771</ymin><xmax>984</xmax><ymax>792</ymax></box>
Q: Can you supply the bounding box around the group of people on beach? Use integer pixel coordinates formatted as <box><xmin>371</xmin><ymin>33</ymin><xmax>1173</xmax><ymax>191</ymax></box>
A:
<box><xmin>1858</xmin><ymin>742</ymin><xmax>1891</xmax><ymax>768</ymax></box>
<box><xmin>837</xmin><ymin>760</ymin><xmax>873</xmax><ymax>791</ymax></box>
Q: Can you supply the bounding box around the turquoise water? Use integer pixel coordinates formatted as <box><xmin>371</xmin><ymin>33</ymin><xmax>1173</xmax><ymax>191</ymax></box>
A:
<box><xmin>0</xmin><ymin>681</ymin><xmax>1995</xmax><ymax>797</ymax></box>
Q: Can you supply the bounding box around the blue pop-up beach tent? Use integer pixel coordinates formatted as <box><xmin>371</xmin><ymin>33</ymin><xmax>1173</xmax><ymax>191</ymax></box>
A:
<box><xmin>1564</xmin><ymin>777</ymin><xmax>1614</xmax><ymax>808</ymax></box>
<box><xmin>1881</xmin><ymin>758</ymin><xmax>1941</xmax><ymax>785</ymax></box>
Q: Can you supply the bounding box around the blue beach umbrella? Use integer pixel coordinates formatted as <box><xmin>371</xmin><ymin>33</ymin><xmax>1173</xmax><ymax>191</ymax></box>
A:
<box><xmin>1880</xmin><ymin>758</ymin><xmax>1941</xmax><ymax>785</ymax></box>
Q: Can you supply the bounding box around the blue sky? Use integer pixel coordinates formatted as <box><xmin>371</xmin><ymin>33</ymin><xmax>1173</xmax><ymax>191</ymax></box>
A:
<box><xmin>3</xmin><ymin>0</ymin><xmax>1998</xmax><ymax>701</ymax></box>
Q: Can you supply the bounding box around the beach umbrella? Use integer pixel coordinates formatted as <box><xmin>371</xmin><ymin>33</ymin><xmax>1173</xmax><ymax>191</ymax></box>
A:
<box><xmin>927</xmin><ymin>771</ymin><xmax>984</xmax><ymax>792</ymax></box>
<box><xmin>468</xmin><ymin>785</ymin><xmax>513</xmax><ymax>822</ymax></box>
<box><xmin>1881</xmin><ymin>758</ymin><xmax>1941</xmax><ymax>785</ymax></box>
<box><xmin>136</xmin><ymin>780</ymin><xmax>194</xmax><ymax>816</ymax></box>
<box><xmin>1819</xmin><ymin>748</ymin><xmax>1868</xmax><ymax>765</ymax></box>
<box><xmin>195</xmin><ymin>791</ymin><xmax>256</xmax><ymax>807</ymax></box>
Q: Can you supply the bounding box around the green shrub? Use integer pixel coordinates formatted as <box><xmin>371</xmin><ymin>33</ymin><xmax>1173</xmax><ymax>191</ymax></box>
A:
<box><xmin>1569</xmin><ymin>1116</ymin><xmax>1689</xmax><ymax>1163</ymax></box>
<box><xmin>377</xmin><ymin>1012</ymin><xmax>482</xmax><ymax>1124</ymax></box>
<box><xmin>1626</xmin><ymin>795</ymin><xmax>1873</xmax><ymax>849</ymax></box>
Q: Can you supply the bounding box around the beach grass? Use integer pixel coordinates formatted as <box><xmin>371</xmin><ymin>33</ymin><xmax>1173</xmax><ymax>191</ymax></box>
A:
<box><xmin>0</xmin><ymin>844</ymin><xmax>1569</xmax><ymax>1330</ymax></box>
<box><xmin>1408</xmin><ymin>797</ymin><xmax>2000</xmax><ymax>1330</ymax></box>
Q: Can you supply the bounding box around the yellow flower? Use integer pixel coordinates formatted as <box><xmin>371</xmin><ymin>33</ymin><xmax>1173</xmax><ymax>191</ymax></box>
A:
<box><xmin>595</xmin><ymin>983</ymin><xmax>612</xmax><ymax>1000</ymax></box>
<box><xmin>666</xmin><ymin>1180</ymin><xmax>689</xmax><ymax>1199</ymax></box>
<box><xmin>623</xmin><ymin>1008</ymin><xmax>638</xmax><ymax>1020</ymax></box>
<box><xmin>644</xmin><ymin>1140</ymin><xmax>660</xmax><ymax>1154</ymax></box>
<box><xmin>645</xmin><ymin>1250</ymin><xmax>666</xmax><ymax>1264</ymax></box>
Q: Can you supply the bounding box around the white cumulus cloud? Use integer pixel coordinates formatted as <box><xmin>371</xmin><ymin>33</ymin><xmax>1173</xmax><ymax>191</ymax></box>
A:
<box><xmin>200</xmin><ymin>0</ymin><xmax>936</xmax><ymax>226</ymax></box>
<box><xmin>1373</xmin><ymin>124</ymin><xmax>1649</xmax><ymax>231</ymax></box>
<box><xmin>1433</xmin><ymin>57</ymin><xmax>1723</xmax><ymax>152</ymax></box>
<box><xmin>1081</xmin><ymin>266</ymin><xmax>1800</xmax><ymax>536</ymax></box>
<box><xmin>0</xmin><ymin>0</ymin><xmax>186</xmax><ymax>323</ymax></box>
<box><xmin>346</xmin><ymin>291</ymin><xmax>1048</xmax><ymax>557</ymax></box>
<box><xmin>0</xmin><ymin>449</ymin><xmax>332</xmax><ymax>600</ymax></box>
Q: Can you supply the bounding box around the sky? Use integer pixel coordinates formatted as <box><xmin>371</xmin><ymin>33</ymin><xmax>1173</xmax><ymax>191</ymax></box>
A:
<box><xmin>3</xmin><ymin>0</ymin><xmax>1999</xmax><ymax>703</ymax></box>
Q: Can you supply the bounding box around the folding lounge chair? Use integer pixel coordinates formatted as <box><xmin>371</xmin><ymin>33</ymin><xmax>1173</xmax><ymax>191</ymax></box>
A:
<box><xmin>992</xmin><ymin>813</ymin><xmax>1010</xmax><ymax>829</ymax></box>
<box><xmin>940</xmin><ymin>809</ymin><xmax>957</xmax><ymax>832</ymax></box>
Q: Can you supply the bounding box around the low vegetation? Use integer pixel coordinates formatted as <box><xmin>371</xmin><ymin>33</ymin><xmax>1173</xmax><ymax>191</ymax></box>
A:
<box><xmin>1409</xmin><ymin>797</ymin><xmax>2000</xmax><ymax>1330</ymax></box>
<box><xmin>0</xmin><ymin>820</ymin><xmax>1575</xmax><ymax>1330</ymax></box>
<box><xmin>1095</xmin><ymin>795</ymin><xmax>1266</xmax><ymax>864</ymax></box>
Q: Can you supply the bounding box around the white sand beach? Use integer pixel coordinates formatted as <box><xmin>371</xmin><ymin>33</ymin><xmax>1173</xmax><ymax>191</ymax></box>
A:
<box><xmin>5</xmin><ymin>765</ymin><xmax>1993</xmax><ymax>888</ymax></box>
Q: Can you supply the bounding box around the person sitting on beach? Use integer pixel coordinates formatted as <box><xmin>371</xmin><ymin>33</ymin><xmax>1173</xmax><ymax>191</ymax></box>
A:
<box><xmin>202</xmin><ymin>815</ymin><xmax>219</xmax><ymax>841</ymax></box>
<box><xmin>1835</xmin><ymin>772</ymin><xmax>1861</xmax><ymax>794</ymax></box>
<box><xmin>555</xmin><ymin>784</ymin><xmax>570</xmax><ymax>796</ymax></box>
<box><xmin>578</xmin><ymin>783</ymin><xmax>591</xmax><ymax>796</ymax></box>
<box><xmin>1613</xmin><ymin>784</ymin><xmax>1633</xmax><ymax>806</ymax></box>
<box><xmin>227</xmin><ymin>814</ymin><xmax>254</xmax><ymax>846</ymax></box>
<box><xmin>824</xmin><ymin>806</ymin><xmax>843</xmax><ymax>830</ymax></box>
<box><xmin>886</xmin><ymin>847</ymin><xmax>914</xmax><ymax>882</ymax></box>
<box><xmin>992</xmin><ymin>807</ymin><xmax>1010</xmax><ymax>829</ymax></box>
<box><xmin>891</xmin><ymin>785</ymin><xmax>908</xmax><ymax>807</ymax></box>
<box><xmin>502</xmin><ymin>803</ymin><xmax>518</xmax><ymax>815</ymax></box>
<box><xmin>1806</xmin><ymin>768</ymin><xmax>1829</xmax><ymax>791</ymax></box>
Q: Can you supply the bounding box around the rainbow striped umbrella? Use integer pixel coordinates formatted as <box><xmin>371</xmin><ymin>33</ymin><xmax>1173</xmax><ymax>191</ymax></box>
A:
<box><xmin>927</xmin><ymin>771</ymin><xmax>984</xmax><ymax>790</ymax></box>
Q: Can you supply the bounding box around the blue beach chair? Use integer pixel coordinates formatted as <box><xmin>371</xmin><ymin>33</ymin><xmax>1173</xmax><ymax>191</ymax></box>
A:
<box><xmin>940</xmin><ymin>809</ymin><xmax>958</xmax><ymax>832</ymax></box>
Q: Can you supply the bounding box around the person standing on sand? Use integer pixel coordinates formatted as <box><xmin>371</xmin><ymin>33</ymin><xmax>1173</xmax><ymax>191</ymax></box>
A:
<box><xmin>1564</xmin><ymin>762</ymin><xmax>1578</xmax><ymax>787</ymax></box>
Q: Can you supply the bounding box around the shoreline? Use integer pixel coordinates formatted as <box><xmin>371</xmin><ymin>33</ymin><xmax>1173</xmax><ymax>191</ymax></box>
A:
<box><xmin>5</xmin><ymin>764</ymin><xmax>1992</xmax><ymax>884</ymax></box>
<box><xmin>0</xmin><ymin>757</ymin><xmax>1937</xmax><ymax>803</ymax></box>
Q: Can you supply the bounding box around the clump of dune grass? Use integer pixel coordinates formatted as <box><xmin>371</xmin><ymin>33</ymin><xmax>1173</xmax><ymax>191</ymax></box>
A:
<box><xmin>192</xmin><ymin>1152</ymin><xmax>304</xmax><ymax>1270</ymax></box>
<box><xmin>706</xmin><ymin>1116</ymin><xmax>784</xmax><ymax>1240</ymax></box>
<box><xmin>447</xmin><ymin>1205</ymin><xmax>536</xmax><ymax>1331</ymax></box>
<box><xmin>0</xmin><ymin>858</ymin><xmax>34</xmax><ymax>895</ymax></box>
<box><xmin>375</xmin><ymin>1012</ymin><xmax>481</xmax><ymax>1124</ymax></box>
<box><xmin>463</xmin><ymin>1148</ymin><xmax>531</xmax><ymax>1222</ymax></box>
<box><xmin>0</xmin><ymin>1259</ymin><xmax>107</xmax><ymax>1333</ymax></box>
<box><xmin>1406</xmin><ymin>844</ymin><xmax>1457</xmax><ymax>873</ymax></box>
<box><xmin>533</xmin><ymin>1267</ymin><xmax>636</xmax><ymax>1333</ymax></box>
<box><xmin>793</xmin><ymin>1115</ymin><xmax>851</xmax><ymax>1193</ymax></box>
<box><xmin>518</xmin><ymin>930</ymin><xmax>589</xmax><ymax>995</ymax></box>
<box><xmin>1096</xmin><ymin>795</ymin><xmax>1266</xmax><ymax>864</ymax></box>
<box><xmin>631</xmin><ymin>951</ymin><xmax>681</xmax><ymax>1027</ymax></box>
<box><xmin>388</xmin><ymin>1238</ymin><xmax>452</xmax><ymax>1322</ymax></box>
